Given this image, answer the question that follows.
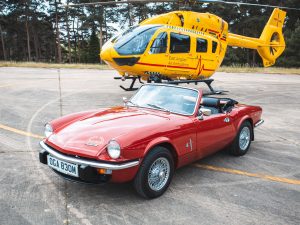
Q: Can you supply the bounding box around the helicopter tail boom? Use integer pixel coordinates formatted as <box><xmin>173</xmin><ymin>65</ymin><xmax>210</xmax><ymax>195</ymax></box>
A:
<box><xmin>227</xmin><ymin>8</ymin><xmax>286</xmax><ymax>67</ymax></box>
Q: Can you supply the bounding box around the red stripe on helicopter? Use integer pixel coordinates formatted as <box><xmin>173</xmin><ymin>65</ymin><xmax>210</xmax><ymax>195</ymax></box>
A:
<box><xmin>136</xmin><ymin>62</ymin><xmax>166</xmax><ymax>68</ymax></box>
<box><xmin>220</xmin><ymin>38</ymin><xmax>226</xmax><ymax>41</ymax></box>
<box><xmin>197</xmin><ymin>56</ymin><xmax>215</xmax><ymax>75</ymax></box>
<box><xmin>137</xmin><ymin>61</ymin><xmax>215</xmax><ymax>72</ymax></box>
<box><xmin>208</xmin><ymin>29</ymin><xmax>219</xmax><ymax>34</ymax></box>
<box><xmin>197</xmin><ymin>56</ymin><xmax>202</xmax><ymax>75</ymax></box>
<box><xmin>136</xmin><ymin>62</ymin><xmax>196</xmax><ymax>70</ymax></box>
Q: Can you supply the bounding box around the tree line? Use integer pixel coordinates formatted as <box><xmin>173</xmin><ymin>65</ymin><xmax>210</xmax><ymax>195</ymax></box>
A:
<box><xmin>0</xmin><ymin>0</ymin><xmax>299</xmax><ymax>67</ymax></box>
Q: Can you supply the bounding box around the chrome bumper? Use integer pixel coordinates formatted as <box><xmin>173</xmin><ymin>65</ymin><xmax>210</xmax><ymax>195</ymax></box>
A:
<box><xmin>39</xmin><ymin>141</ymin><xmax>139</xmax><ymax>170</ymax></box>
<box><xmin>254</xmin><ymin>119</ymin><xmax>264</xmax><ymax>128</ymax></box>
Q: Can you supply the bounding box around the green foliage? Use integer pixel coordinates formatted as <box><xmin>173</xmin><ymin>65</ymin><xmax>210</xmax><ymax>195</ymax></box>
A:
<box><xmin>87</xmin><ymin>29</ymin><xmax>100</xmax><ymax>63</ymax></box>
<box><xmin>0</xmin><ymin>0</ymin><xmax>299</xmax><ymax>67</ymax></box>
<box><xmin>277</xmin><ymin>20</ymin><xmax>300</xmax><ymax>67</ymax></box>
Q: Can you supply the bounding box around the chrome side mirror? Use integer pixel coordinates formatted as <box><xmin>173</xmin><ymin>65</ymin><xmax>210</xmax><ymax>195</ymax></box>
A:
<box><xmin>198</xmin><ymin>108</ymin><xmax>212</xmax><ymax>120</ymax></box>
<box><xmin>201</xmin><ymin>108</ymin><xmax>212</xmax><ymax>116</ymax></box>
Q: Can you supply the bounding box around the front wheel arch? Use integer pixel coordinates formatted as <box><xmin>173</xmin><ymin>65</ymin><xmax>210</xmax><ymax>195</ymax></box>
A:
<box><xmin>155</xmin><ymin>142</ymin><xmax>178</xmax><ymax>169</ymax></box>
<box><xmin>144</xmin><ymin>139</ymin><xmax>179</xmax><ymax>168</ymax></box>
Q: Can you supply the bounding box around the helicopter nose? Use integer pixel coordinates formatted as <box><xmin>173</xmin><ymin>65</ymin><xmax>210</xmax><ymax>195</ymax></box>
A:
<box><xmin>100</xmin><ymin>47</ymin><xmax>111</xmax><ymax>62</ymax></box>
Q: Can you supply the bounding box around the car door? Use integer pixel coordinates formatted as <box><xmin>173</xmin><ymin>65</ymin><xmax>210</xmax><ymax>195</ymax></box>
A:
<box><xmin>194</xmin><ymin>113</ymin><xmax>236</xmax><ymax>159</ymax></box>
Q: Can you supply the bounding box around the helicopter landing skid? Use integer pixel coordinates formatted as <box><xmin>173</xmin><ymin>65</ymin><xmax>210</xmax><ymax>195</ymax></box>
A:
<box><xmin>114</xmin><ymin>76</ymin><xmax>144</xmax><ymax>91</ymax></box>
<box><xmin>167</xmin><ymin>79</ymin><xmax>226</xmax><ymax>95</ymax></box>
<box><xmin>114</xmin><ymin>76</ymin><xmax>225</xmax><ymax>95</ymax></box>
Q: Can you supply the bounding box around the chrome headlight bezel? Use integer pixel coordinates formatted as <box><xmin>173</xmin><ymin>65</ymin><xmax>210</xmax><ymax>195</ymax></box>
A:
<box><xmin>44</xmin><ymin>123</ymin><xmax>53</xmax><ymax>138</ymax></box>
<box><xmin>107</xmin><ymin>140</ymin><xmax>121</xmax><ymax>159</ymax></box>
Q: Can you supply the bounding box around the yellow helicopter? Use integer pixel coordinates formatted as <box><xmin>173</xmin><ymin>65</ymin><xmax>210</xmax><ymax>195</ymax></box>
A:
<box><xmin>69</xmin><ymin>1</ymin><xmax>295</xmax><ymax>92</ymax></box>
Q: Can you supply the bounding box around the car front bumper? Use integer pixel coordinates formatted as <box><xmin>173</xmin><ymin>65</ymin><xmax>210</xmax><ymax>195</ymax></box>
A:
<box><xmin>39</xmin><ymin>141</ymin><xmax>140</xmax><ymax>184</ymax></box>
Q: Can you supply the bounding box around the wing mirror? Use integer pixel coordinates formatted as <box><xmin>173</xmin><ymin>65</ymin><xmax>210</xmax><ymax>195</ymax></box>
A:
<box><xmin>197</xmin><ymin>108</ymin><xmax>212</xmax><ymax>120</ymax></box>
<box><xmin>202</xmin><ymin>108</ymin><xmax>212</xmax><ymax>116</ymax></box>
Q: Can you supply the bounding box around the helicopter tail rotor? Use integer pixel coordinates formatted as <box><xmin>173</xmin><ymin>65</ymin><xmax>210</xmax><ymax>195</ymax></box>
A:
<box><xmin>257</xmin><ymin>8</ymin><xmax>286</xmax><ymax>67</ymax></box>
<box><xmin>227</xmin><ymin>8</ymin><xmax>286</xmax><ymax>67</ymax></box>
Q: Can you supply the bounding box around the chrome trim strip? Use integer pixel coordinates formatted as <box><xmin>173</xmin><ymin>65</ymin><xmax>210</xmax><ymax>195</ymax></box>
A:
<box><xmin>189</xmin><ymin>138</ymin><xmax>193</xmax><ymax>151</ymax></box>
<box><xmin>39</xmin><ymin>141</ymin><xmax>139</xmax><ymax>170</ymax></box>
<box><xmin>254</xmin><ymin>119</ymin><xmax>264</xmax><ymax>128</ymax></box>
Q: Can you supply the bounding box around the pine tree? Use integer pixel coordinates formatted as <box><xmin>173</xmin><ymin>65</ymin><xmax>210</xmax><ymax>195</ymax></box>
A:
<box><xmin>278</xmin><ymin>20</ymin><xmax>300</xmax><ymax>67</ymax></box>
<box><xmin>87</xmin><ymin>29</ymin><xmax>100</xmax><ymax>63</ymax></box>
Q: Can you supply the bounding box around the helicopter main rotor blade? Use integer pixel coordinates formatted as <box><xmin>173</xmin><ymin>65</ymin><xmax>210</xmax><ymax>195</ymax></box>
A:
<box><xmin>66</xmin><ymin>0</ymin><xmax>174</xmax><ymax>7</ymax></box>
<box><xmin>66</xmin><ymin>0</ymin><xmax>300</xmax><ymax>11</ymax></box>
<box><xmin>197</xmin><ymin>0</ymin><xmax>300</xmax><ymax>11</ymax></box>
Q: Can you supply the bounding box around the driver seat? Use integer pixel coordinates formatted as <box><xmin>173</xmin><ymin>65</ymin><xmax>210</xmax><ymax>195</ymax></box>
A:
<box><xmin>200</xmin><ymin>97</ymin><xmax>220</xmax><ymax>114</ymax></box>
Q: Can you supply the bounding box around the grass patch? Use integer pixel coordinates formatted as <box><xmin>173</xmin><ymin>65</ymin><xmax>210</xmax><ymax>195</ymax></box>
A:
<box><xmin>0</xmin><ymin>61</ymin><xmax>110</xmax><ymax>70</ymax></box>
<box><xmin>219</xmin><ymin>66</ymin><xmax>300</xmax><ymax>75</ymax></box>
<box><xmin>0</xmin><ymin>61</ymin><xmax>299</xmax><ymax>74</ymax></box>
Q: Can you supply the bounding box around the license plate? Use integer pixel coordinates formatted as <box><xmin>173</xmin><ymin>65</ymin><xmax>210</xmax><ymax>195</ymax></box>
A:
<box><xmin>47</xmin><ymin>155</ymin><xmax>79</xmax><ymax>177</ymax></box>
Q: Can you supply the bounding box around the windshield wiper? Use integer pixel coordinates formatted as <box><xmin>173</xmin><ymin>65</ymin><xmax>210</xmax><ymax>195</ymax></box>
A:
<box><xmin>127</xmin><ymin>100</ymin><xmax>139</xmax><ymax>107</ymax></box>
<box><xmin>146</xmin><ymin>103</ymin><xmax>170</xmax><ymax>112</ymax></box>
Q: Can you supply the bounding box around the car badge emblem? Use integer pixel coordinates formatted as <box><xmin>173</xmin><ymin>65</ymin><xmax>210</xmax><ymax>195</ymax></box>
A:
<box><xmin>85</xmin><ymin>136</ymin><xmax>104</xmax><ymax>147</ymax></box>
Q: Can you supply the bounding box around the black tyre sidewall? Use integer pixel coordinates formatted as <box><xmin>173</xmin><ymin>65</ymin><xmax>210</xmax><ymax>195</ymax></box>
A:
<box><xmin>231</xmin><ymin>121</ymin><xmax>252</xmax><ymax>156</ymax></box>
<box><xmin>134</xmin><ymin>146</ymin><xmax>174</xmax><ymax>199</ymax></box>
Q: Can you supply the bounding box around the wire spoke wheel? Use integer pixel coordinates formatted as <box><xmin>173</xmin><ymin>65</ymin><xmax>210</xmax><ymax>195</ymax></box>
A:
<box><xmin>147</xmin><ymin>157</ymin><xmax>170</xmax><ymax>191</ymax></box>
<box><xmin>239</xmin><ymin>126</ymin><xmax>251</xmax><ymax>151</ymax></box>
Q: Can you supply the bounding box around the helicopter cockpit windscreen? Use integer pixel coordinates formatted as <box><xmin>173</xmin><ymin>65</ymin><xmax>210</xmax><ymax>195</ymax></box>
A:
<box><xmin>114</xmin><ymin>25</ymin><xmax>162</xmax><ymax>55</ymax></box>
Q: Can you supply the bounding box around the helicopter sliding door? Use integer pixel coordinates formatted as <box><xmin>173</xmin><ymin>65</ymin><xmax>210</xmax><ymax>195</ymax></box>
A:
<box><xmin>138</xmin><ymin>31</ymin><xmax>169</xmax><ymax>79</ymax></box>
<box><xmin>166</xmin><ymin>32</ymin><xmax>199</xmax><ymax>79</ymax></box>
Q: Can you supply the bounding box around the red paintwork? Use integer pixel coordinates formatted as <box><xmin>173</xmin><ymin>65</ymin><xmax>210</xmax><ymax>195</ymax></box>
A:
<box><xmin>45</xmin><ymin>91</ymin><xmax>262</xmax><ymax>183</ymax></box>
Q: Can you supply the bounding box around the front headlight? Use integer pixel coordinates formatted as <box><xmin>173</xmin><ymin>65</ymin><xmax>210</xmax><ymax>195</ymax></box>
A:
<box><xmin>107</xmin><ymin>140</ymin><xmax>121</xmax><ymax>159</ymax></box>
<box><xmin>44</xmin><ymin>123</ymin><xmax>53</xmax><ymax>138</ymax></box>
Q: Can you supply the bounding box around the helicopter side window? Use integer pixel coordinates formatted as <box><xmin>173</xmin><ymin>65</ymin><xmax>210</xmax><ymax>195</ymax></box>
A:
<box><xmin>150</xmin><ymin>32</ymin><xmax>168</xmax><ymax>54</ymax></box>
<box><xmin>170</xmin><ymin>33</ymin><xmax>190</xmax><ymax>53</ymax></box>
<box><xmin>212</xmin><ymin>41</ymin><xmax>218</xmax><ymax>53</ymax></box>
<box><xmin>196</xmin><ymin>38</ymin><xmax>208</xmax><ymax>52</ymax></box>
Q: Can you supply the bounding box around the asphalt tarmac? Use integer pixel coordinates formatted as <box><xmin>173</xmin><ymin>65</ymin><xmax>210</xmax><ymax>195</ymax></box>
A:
<box><xmin>0</xmin><ymin>67</ymin><xmax>299</xmax><ymax>225</ymax></box>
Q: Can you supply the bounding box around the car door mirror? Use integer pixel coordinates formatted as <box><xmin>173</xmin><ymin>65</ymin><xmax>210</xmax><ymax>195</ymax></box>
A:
<box><xmin>200</xmin><ymin>108</ymin><xmax>212</xmax><ymax>116</ymax></box>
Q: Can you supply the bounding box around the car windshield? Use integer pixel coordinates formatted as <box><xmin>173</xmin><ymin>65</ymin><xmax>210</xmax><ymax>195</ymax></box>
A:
<box><xmin>130</xmin><ymin>85</ymin><xmax>199</xmax><ymax>115</ymax></box>
<box><xmin>114</xmin><ymin>25</ymin><xmax>162</xmax><ymax>55</ymax></box>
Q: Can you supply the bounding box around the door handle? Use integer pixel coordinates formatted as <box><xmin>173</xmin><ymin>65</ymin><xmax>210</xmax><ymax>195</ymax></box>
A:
<box><xmin>224</xmin><ymin>117</ymin><xmax>230</xmax><ymax>123</ymax></box>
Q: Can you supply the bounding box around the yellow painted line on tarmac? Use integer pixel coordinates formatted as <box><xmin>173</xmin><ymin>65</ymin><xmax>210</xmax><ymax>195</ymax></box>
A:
<box><xmin>0</xmin><ymin>123</ymin><xmax>44</xmax><ymax>139</ymax></box>
<box><xmin>193</xmin><ymin>164</ymin><xmax>300</xmax><ymax>185</ymax></box>
<box><xmin>1</xmin><ymin>122</ymin><xmax>300</xmax><ymax>186</ymax></box>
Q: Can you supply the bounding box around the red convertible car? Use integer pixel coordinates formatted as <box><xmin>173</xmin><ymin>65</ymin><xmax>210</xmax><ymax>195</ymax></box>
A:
<box><xmin>39</xmin><ymin>84</ymin><xmax>263</xmax><ymax>198</ymax></box>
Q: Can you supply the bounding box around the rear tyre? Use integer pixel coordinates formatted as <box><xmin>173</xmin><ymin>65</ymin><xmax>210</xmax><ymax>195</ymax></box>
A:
<box><xmin>133</xmin><ymin>146</ymin><xmax>174</xmax><ymax>199</ymax></box>
<box><xmin>228</xmin><ymin>121</ymin><xmax>252</xmax><ymax>156</ymax></box>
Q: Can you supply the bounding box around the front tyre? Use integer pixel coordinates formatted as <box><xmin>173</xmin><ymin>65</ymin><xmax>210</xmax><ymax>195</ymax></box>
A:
<box><xmin>133</xmin><ymin>146</ymin><xmax>174</xmax><ymax>199</ymax></box>
<box><xmin>229</xmin><ymin>120</ymin><xmax>252</xmax><ymax>156</ymax></box>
